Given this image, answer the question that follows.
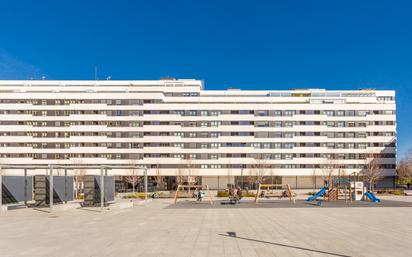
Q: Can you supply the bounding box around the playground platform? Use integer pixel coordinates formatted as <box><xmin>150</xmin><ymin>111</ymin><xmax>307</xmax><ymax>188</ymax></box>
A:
<box><xmin>167</xmin><ymin>198</ymin><xmax>412</xmax><ymax>209</ymax></box>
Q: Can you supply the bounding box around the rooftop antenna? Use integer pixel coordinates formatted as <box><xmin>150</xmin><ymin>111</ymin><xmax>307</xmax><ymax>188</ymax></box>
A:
<box><xmin>94</xmin><ymin>66</ymin><xmax>98</xmax><ymax>80</ymax></box>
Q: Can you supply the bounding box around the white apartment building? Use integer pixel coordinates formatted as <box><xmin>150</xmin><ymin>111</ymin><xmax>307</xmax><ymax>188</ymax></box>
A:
<box><xmin>0</xmin><ymin>79</ymin><xmax>396</xmax><ymax>189</ymax></box>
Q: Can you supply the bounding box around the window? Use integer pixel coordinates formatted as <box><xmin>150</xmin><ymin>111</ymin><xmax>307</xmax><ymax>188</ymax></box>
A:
<box><xmin>274</xmin><ymin>110</ymin><xmax>282</xmax><ymax>116</ymax></box>
<box><xmin>336</xmin><ymin>110</ymin><xmax>345</xmax><ymax>116</ymax></box>
<box><xmin>211</xmin><ymin>143</ymin><xmax>220</xmax><ymax>148</ymax></box>
<box><xmin>284</xmin><ymin>110</ymin><xmax>295</xmax><ymax>116</ymax></box>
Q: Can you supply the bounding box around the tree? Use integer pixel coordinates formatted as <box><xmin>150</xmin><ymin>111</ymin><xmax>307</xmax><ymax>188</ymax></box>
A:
<box><xmin>176</xmin><ymin>164</ymin><xmax>186</xmax><ymax>189</ymax></box>
<box><xmin>72</xmin><ymin>159</ymin><xmax>86</xmax><ymax>198</ymax></box>
<box><xmin>361</xmin><ymin>152</ymin><xmax>383</xmax><ymax>191</ymax></box>
<box><xmin>185</xmin><ymin>156</ymin><xmax>195</xmax><ymax>192</ymax></box>
<box><xmin>320</xmin><ymin>153</ymin><xmax>344</xmax><ymax>188</ymax></box>
<box><xmin>250</xmin><ymin>158</ymin><xmax>268</xmax><ymax>186</ymax></box>
<box><xmin>123</xmin><ymin>160</ymin><xmax>142</xmax><ymax>193</ymax></box>
<box><xmin>397</xmin><ymin>149</ymin><xmax>412</xmax><ymax>187</ymax></box>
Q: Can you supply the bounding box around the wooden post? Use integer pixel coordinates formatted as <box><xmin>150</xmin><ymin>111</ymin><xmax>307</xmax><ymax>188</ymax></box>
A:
<box><xmin>254</xmin><ymin>183</ymin><xmax>261</xmax><ymax>203</ymax></box>
<box><xmin>287</xmin><ymin>184</ymin><xmax>295</xmax><ymax>204</ymax></box>
<box><xmin>173</xmin><ymin>185</ymin><xmax>181</xmax><ymax>204</ymax></box>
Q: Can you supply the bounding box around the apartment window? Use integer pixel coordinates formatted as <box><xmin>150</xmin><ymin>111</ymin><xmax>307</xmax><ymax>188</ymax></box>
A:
<box><xmin>252</xmin><ymin>143</ymin><xmax>261</xmax><ymax>148</ymax></box>
<box><xmin>284</xmin><ymin>132</ymin><xmax>294</xmax><ymax>138</ymax></box>
<box><xmin>347</xmin><ymin>110</ymin><xmax>355</xmax><ymax>116</ymax></box>
<box><xmin>210</xmin><ymin>132</ymin><xmax>220</xmax><ymax>138</ymax></box>
<box><xmin>337</xmin><ymin>121</ymin><xmax>345</xmax><ymax>127</ymax></box>
<box><xmin>285</xmin><ymin>154</ymin><xmax>293</xmax><ymax>160</ymax></box>
<box><xmin>274</xmin><ymin>143</ymin><xmax>281</xmax><ymax>149</ymax></box>
<box><xmin>274</xmin><ymin>154</ymin><xmax>281</xmax><ymax>160</ymax></box>
<box><xmin>211</xmin><ymin>143</ymin><xmax>220</xmax><ymax>148</ymax></box>
<box><xmin>211</xmin><ymin>121</ymin><xmax>221</xmax><ymax>127</ymax></box>
<box><xmin>284</xmin><ymin>110</ymin><xmax>295</xmax><ymax>116</ymax></box>
<box><xmin>274</xmin><ymin>110</ymin><xmax>282</xmax><ymax>116</ymax></box>
<box><xmin>263</xmin><ymin>143</ymin><xmax>271</xmax><ymax>149</ymax></box>
<box><xmin>274</xmin><ymin>121</ymin><xmax>282</xmax><ymax>127</ymax></box>
<box><xmin>326</xmin><ymin>121</ymin><xmax>335</xmax><ymax>127</ymax></box>
<box><xmin>284</xmin><ymin>122</ymin><xmax>293</xmax><ymax>127</ymax></box>
<box><xmin>284</xmin><ymin>143</ymin><xmax>294</xmax><ymax>149</ymax></box>
<box><xmin>324</xmin><ymin>110</ymin><xmax>334</xmax><ymax>116</ymax></box>
<box><xmin>336</xmin><ymin>110</ymin><xmax>345</xmax><ymax>116</ymax></box>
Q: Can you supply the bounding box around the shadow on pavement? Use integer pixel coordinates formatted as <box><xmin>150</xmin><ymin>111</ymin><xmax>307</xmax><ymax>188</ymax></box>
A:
<box><xmin>219</xmin><ymin>232</ymin><xmax>351</xmax><ymax>257</ymax></box>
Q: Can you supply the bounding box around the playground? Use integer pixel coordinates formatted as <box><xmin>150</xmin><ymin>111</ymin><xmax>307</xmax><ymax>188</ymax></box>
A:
<box><xmin>0</xmin><ymin>196</ymin><xmax>411</xmax><ymax>257</ymax></box>
<box><xmin>167</xmin><ymin>197</ymin><xmax>412</xmax><ymax>209</ymax></box>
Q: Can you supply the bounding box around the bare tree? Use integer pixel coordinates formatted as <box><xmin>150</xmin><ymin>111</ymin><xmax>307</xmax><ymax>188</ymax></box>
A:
<box><xmin>361</xmin><ymin>152</ymin><xmax>383</xmax><ymax>191</ymax></box>
<box><xmin>123</xmin><ymin>160</ymin><xmax>142</xmax><ymax>193</ymax></box>
<box><xmin>320</xmin><ymin>153</ymin><xmax>344</xmax><ymax>187</ymax></box>
<box><xmin>185</xmin><ymin>156</ymin><xmax>194</xmax><ymax>192</ymax></box>
<box><xmin>176</xmin><ymin>164</ymin><xmax>186</xmax><ymax>187</ymax></box>
<box><xmin>72</xmin><ymin>159</ymin><xmax>86</xmax><ymax>198</ymax></box>
<box><xmin>250</xmin><ymin>158</ymin><xmax>268</xmax><ymax>185</ymax></box>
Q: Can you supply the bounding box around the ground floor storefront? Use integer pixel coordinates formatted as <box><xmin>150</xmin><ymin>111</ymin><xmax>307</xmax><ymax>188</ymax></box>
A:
<box><xmin>114</xmin><ymin>175</ymin><xmax>396</xmax><ymax>192</ymax></box>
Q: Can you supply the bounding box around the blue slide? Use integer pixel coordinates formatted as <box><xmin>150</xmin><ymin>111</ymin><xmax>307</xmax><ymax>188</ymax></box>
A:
<box><xmin>365</xmin><ymin>191</ymin><xmax>381</xmax><ymax>203</ymax></box>
<box><xmin>307</xmin><ymin>186</ymin><xmax>328</xmax><ymax>202</ymax></box>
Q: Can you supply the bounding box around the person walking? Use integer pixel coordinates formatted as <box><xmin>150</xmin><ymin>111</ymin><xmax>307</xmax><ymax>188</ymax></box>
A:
<box><xmin>236</xmin><ymin>186</ymin><xmax>242</xmax><ymax>204</ymax></box>
<box><xmin>197</xmin><ymin>189</ymin><xmax>203</xmax><ymax>202</ymax></box>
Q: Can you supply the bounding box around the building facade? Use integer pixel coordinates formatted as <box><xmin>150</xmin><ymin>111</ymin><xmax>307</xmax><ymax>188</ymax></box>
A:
<box><xmin>0</xmin><ymin>79</ymin><xmax>396</xmax><ymax>189</ymax></box>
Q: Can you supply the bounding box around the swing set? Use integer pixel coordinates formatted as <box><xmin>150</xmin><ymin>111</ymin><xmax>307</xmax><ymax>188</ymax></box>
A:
<box><xmin>254</xmin><ymin>184</ymin><xmax>296</xmax><ymax>204</ymax></box>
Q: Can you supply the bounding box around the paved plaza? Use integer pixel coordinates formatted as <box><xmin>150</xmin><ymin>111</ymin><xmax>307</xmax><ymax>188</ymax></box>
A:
<box><xmin>1</xmin><ymin>196</ymin><xmax>412</xmax><ymax>257</ymax></box>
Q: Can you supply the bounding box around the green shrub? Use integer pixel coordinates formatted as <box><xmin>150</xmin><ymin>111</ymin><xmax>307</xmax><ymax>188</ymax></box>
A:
<box><xmin>123</xmin><ymin>192</ymin><xmax>150</xmax><ymax>199</ymax></box>
<box><xmin>243</xmin><ymin>192</ymin><xmax>256</xmax><ymax>197</ymax></box>
<box><xmin>216</xmin><ymin>191</ymin><xmax>229</xmax><ymax>197</ymax></box>
<box><xmin>390</xmin><ymin>190</ymin><xmax>404</xmax><ymax>196</ymax></box>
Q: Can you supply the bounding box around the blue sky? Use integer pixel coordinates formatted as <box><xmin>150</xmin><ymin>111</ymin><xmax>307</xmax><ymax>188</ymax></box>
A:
<box><xmin>0</xmin><ymin>0</ymin><xmax>411</xmax><ymax>157</ymax></box>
